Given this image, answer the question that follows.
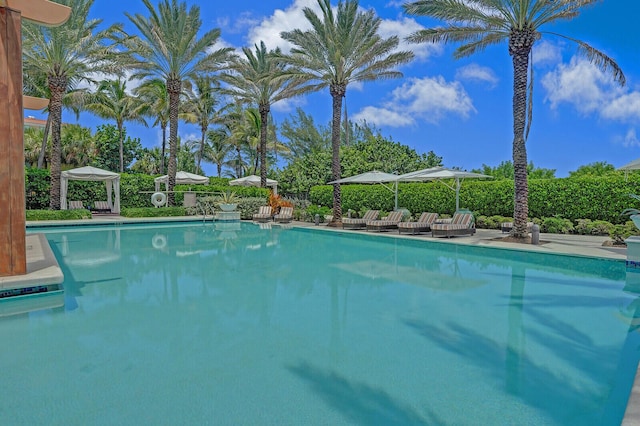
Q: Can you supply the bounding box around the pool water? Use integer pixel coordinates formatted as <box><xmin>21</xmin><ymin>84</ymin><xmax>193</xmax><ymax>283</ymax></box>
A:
<box><xmin>3</xmin><ymin>222</ymin><xmax>639</xmax><ymax>425</ymax></box>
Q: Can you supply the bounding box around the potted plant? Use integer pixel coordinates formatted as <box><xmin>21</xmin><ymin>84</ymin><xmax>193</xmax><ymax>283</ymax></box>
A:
<box><xmin>216</xmin><ymin>190</ymin><xmax>241</xmax><ymax>212</ymax></box>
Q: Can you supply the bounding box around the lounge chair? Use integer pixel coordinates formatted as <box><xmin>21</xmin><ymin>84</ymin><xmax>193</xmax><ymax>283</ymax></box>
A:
<box><xmin>397</xmin><ymin>212</ymin><xmax>439</xmax><ymax>235</ymax></box>
<box><xmin>68</xmin><ymin>200</ymin><xmax>85</xmax><ymax>210</ymax></box>
<box><xmin>92</xmin><ymin>201</ymin><xmax>111</xmax><ymax>213</ymax></box>
<box><xmin>431</xmin><ymin>212</ymin><xmax>476</xmax><ymax>238</ymax></box>
<box><xmin>342</xmin><ymin>210</ymin><xmax>379</xmax><ymax>230</ymax></box>
<box><xmin>274</xmin><ymin>206</ymin><xmax>294</xmax><ymax>223</ymax></box>
<box><xmin>501</xmin><ymin>221</ymin><xmax>535</xmax><ymax>233</ymax></box>
<box><xmin>366</xmin><ymin>210</ymin><xmax>405</xmax><ymax>232</ymax></box>
<box><xmin>253</xmin><ymin>206</ymin><xmax>272</xmax><ymax>223</ymax></box>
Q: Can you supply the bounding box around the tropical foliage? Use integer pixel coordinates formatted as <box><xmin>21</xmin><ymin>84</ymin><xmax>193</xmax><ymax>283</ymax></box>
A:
<box><xmin>280</xmin><ymin>0</ymin><xmax>415</xmax><ymax>225</ymax></box>
<box><xmin>22</xmin><ymin>0</ymin><xmax>122</xmax><ymax>209</ymax></box>
<box><xmin>123</xmin><ymin>0</ymin><xmax>233</xmax><ymax>205</ymax></box>
<box><xmin>472</xmin><ymin>161</ymin><xmax>555</xmax><ymax>180</ymax></box>
<box><xmin>403</xmin><ymin>0</ymin><xmax>625</xmax><ymax>237</ymax></box>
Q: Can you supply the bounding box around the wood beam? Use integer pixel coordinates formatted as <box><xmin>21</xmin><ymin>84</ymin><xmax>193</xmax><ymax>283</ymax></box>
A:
<box><xmin>0</xmin><ymin>6</ymin><xmax>26</xmax><ymax>276</ymax></box>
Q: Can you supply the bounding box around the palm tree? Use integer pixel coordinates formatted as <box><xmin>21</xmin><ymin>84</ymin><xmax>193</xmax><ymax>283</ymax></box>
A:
<box><xmin>124</xmin><ymin>0</ymin><xmax>233</xmax><ymax>205</ymax></box>
<box><xmin>280</xmin><ymin>0</ymin><xmax>414</xmax><ymax>226</ymax></box>
<box><xmin>134</xmin><ymin>79</ymin><xmax>170</xmax><ymax>174</ymax></box>
<box><xmin>204</xmin><ymin>128</ymin><xmax>233</xmax><ymax>177</ymax></box>
<box><xmin>22</xmin><ymin>0</ymin><xmax>121</xmax><ymax>209</ymax></box>
<box><xmin>182</xmin><ymin>77</ymin><xmax>221</xmax><ymax>175</ymax></box>
<box><xmin>24</xmin><ymin>127</ymin><xmax>45</xmax><ymax>167</ymax></box>
<box><xmin>403</xmin><ymin>0</ymin><xmax>625</xmax><ymax>238</ymax></box>
<box><xmin>221</xmin><ymin>41</ymin><xmax>308</xmax><ymax>187</ymax></box>
<box><xmin>85</xmin><ymin>78</ymin><xmax>147</xmax><ymax>172</ymax></box>
<box><xmin>60</xmin><ymin>124</ymin><xmax>96</xmax><ymax>167</ymax></box>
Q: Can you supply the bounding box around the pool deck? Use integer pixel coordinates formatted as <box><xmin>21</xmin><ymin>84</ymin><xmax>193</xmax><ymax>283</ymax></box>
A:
<box><xmin>8</xmin><ymin>216</ymin><xmax>640</xmax><ymax>423</ymax></box>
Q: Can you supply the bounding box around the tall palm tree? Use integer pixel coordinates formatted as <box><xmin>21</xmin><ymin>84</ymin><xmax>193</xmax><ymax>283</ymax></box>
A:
<box><xmin>403</xmin><ymin>0</ymin><xmax>625</xmax><ymax>238</ymax></box>
<box><xmin>204</xmin><ymin>128</ymin><xmax>233</xmax><ymax>177</ymax></box>
<box><xmin>22</xmin><ymin>0</ymin><xmax>121</xmax><ymax>209</ymax></box>
<box><xmin>85</xmin><ymin>79</ymin><xmax>147</xmax><ymax>172</ymax></box>
<box><xmin>134</xmin><ymin>79</ymin><xmax>170</xmax><ymax>174</ymax></box>
<box><xmin>182</xmin><ymin>77</ymin><xmax>221</xmax><ymax>175</ymax></box>
<box><xmin>280</xmin><ymin>0</ymin><xmax>414</xmax><ymax>226</ymax></box>
<box><xmin>124</xmin><ymin>0</ymin><xmax>233</xmax><ymax>205</ymax></box>
<box><xmin>221</xmin><ymin>41</ymin><xmax>308</xmax><ymax>187</ymax></box>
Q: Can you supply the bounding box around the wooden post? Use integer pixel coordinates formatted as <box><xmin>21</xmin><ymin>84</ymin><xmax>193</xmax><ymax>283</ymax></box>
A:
<box><xmin>0</xmin><ymin>6</ymin><xmax>26</xmax><ymax>276</ymax></box>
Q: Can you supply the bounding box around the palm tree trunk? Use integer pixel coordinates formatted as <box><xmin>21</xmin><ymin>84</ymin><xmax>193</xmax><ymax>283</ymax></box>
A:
<box><xmin>509</xmin><ymin>32</ymin><xmax>535</xmax><ymax>238</ymax></box>
<box><xmin>197</xmin><ymin>124</ymin><xmax>205</xmax><ymax>174</ymax></box>
<box><xmin>167</xmin><ymin>78</ymin><xmax>181</xmax><ymax>207</ymax></box>
<box><xmin>259</xmin><ymin>103</ymin><xmax>269</xmax><ymax>187</ymax></box>
<box><xmin>329</xmin><ymin>84</ymin><xmax>346</xmax><ymax>226</ymax></box>
<box><xmin>48</xmin><ymin>77</ymin><xmax>66</xmax><ymax>210</ymax></box>
<box><xmin>37</xmin><ymin>113</ymin><xmax>51</xmax><ymax>169</ymax></box>
<box><xmin>118</xmin><ymin>121</ymin><xmax>124</xmax><ymax>173</ymax></box>
<box><xmin>161</xmin><ymin>123</ymin><xmax>167</xmax><ymax>175</ymax></box>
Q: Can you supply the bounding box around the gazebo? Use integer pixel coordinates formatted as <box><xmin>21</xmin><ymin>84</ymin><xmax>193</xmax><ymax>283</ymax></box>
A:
<box><xmin>61</xmin><ymin>166</ymin><xmax>121</xmax><ymax>213</ymax></box>
<box><xmin>154</xmin><ymin>171</ymin><xmax>209</xmax><ymax>191</ymax></box>
<box><xmin>229</xmin><ymin>175</ymin><xmax>278</xmax><ymax>194</ymax></box>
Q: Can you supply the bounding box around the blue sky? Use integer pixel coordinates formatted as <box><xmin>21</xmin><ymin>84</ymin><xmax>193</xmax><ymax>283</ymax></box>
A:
<box><xmin>34</xmin><ymin>0</ymin><xmax>640</xmax><ymax>177</ymax></box>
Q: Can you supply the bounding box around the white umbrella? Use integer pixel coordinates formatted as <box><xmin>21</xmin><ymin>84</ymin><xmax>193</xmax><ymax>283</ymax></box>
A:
<box><xmin>397</xmin><ymin>167</ymin><xmax>492</xmax><ymax>211</ymax></box>
<box><xmin>328</xmin><ymin>170</ymin><xmax>400</xmax><ymax>209</ymax></box>
<box><xmin>619</xmin><ymin>158</ymin><xmax>640</xmax><ymax>170</ymax></box>
<box><xmin>229</xmin><ymin>175</ymin><xmax>278</xmax><ymax>194</ymax></box>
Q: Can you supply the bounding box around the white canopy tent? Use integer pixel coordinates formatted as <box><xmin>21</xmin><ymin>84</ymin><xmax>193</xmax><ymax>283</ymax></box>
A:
<box><xmin>397</xmin><ymin>167</ymin><xmax>492</xmax><ymax>211</ymax></box>
<box><xmin>154</xmin><ymin>171</ymin><xmax>209</xmax><ymax>191</ymax></box>
<box><xmin>229</xmin><ymin>175</ymin><xmax>278</xmax><ymax>194</ymax></box>
<box><xmin>329</xmin><ymin>170</ymin><xmax>400</xmax><ymax>209</ymax></box>
<box><xmin>61</xmin><ymin>166</ymin><xmax>120</xmax><ymax>213</ymax></box>
<box><xmin>619</xmin><ymin>158</ymin><xmax>640</xmax><ymax>171</ymax></box>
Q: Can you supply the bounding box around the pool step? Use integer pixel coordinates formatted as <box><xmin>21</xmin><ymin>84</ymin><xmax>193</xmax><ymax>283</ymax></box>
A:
<box><xmin>0</xmin><ymin>233</ymin><xmax>64</xmax><ymax>317</ymax></box>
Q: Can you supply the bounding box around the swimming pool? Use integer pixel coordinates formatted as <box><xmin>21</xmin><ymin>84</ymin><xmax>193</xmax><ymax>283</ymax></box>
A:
<box><xmin>3</xmin><ymin>222</ymin><xmax>639</xmax><ymax>425</ymax></box>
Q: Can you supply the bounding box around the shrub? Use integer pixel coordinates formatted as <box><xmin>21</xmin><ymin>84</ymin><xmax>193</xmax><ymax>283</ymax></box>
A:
<box><xmin>540</xmin><ymin>217</ymin><xmax>574</xmax><ymax>234</ymax></box>
<box><xmin>26</xmin><ymin>209</ymin><xmax>92</xmax><ymax>221</ymax></box>
<box><xmin>120</xmin><ymin>207</ymin><xmax>186</xmax><ymax>217</ymax></box>
<box><xmin>574</xmin><ymin>219</ymin><xmax>614</xmax><ymax>236</ymax></box>
<box><xmin>610</xmin><ymin>221</ymin><xmax>639</xmax><ymax>245</ymax></box>
<box><xmin>309</xmin><ymin>174</ymin><xmax>640</xmax><ymax>223</ymax></box>
<box><xmin>475</xmin><ymin>215</ymin><xmax>513</xmax><ymax>230</ymax></box>
<box><xmin>306</xmin><ymin>205</ymin><xmax>332</xmax><ymax>222</ymax></box>
<box><xmin>238</xmin><ymin>197</ymin><xmax>268</xmax><ymax>220</ymax></box>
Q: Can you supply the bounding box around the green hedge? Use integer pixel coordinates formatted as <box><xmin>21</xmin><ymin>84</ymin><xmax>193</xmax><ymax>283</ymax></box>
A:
<box><xmin>25</xmin><ymin>168</ymin><xmax>270</xmax><ymax>210</ymax></box>
<box><xmin>120</xmin><ymin>207</ymin><xmax>187</xmax><ymax>217</ymax></box>
<box><xmin>26</xmin><ymin>209</ymin><xmax>92</xmax><ymax>221</ymax></box>
<box><xmin>310</xmin><ymin>175</ymin><xmax>640</xmax><ymax>224</ymax></box>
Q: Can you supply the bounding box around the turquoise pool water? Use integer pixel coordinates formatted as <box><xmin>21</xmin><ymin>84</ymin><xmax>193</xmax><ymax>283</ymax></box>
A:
<box><xmin>3</xmin><ymin>222</ymin><xmax>639</xmax><ymax>425</ymax></box>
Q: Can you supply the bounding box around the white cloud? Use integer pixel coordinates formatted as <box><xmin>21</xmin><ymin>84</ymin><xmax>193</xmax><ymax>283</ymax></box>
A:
<box><xmin>602</xmin><ymin>93</ymin><xmax>640</xmax><ymax>122</ymax></box>
<box><xmin>247</xmin><ymin>0</ymin><xmax>318</xmax><ymax>52</ymax></box>
<box><xmin>353</xmin><ymin>106</ymin><xmax>415</xmax><ymax>127</ymax></box>
<box><xmin>271</xmin><ymin>95</ymin><xmax>307</xmax><ymax>113</ymax></box>
<box><xmin>247</xmin><ymin>0</ymin><xmax>440</xmax><ymax>62</ymax></box>
<box><xmin>216</xmin><ymin>13</ymin><xmax>259</xmax><ymax>35</ymax></box>
<box><xmin>542</xmin><ymin>56</ymin><xmax>640</xmax><ymax>124</ymax></box>
<box><xmin>353</xmin><ymin>76</ymin><xmax>475</xmax><ymax>127</ymax></box>
<box><xmin>455</xmin><ymin>63</ymin><xmax>498</xmax><ymax>87</ymax></box>
<box><xmin>623</xmin><ymin>128</ymin><xmax>640</xmax><ymax>148</ymax></box>
<box><xmin>378</xmin><ymin>16</ymin><xmax>442</xmax><ymax>61</ymax></box>
<box><xmin>533</xmin><ymin>40</ymin><xmax>562</xmax><ymax>66</ymax></box>
<box><xmin>542</xmin><ymin>57</ymin><xmax>624</xmax><ymax>115</ymax></box>
<box><xmin>392</xmin><ymin>76</ymin><xmax>475</xmax><ymax>120</ymax></box>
